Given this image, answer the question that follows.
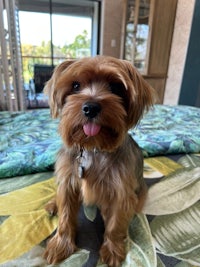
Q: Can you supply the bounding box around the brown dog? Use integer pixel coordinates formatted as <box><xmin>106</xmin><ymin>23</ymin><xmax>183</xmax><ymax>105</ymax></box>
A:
<box><xmin>43</xmin><ymin>56</ymin><xmax>154</xmax><ymax>266</ymax></box>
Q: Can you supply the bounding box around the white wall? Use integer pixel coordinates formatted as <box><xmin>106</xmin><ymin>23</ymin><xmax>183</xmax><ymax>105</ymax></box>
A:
<box><xmin>164</xmin><ymin>0</ymin><xmax>195</xmax><ymax>105</ymax></box>
<box><xmin>100</xmin><ymin>0</ymin><xmax>125</xmax><ymax>58</ymax></box>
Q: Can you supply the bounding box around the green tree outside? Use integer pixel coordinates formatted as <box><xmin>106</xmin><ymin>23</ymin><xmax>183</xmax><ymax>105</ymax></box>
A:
<box><xmin>21</xmin><ymin>30</ymin><xmax>91</xmax><ymax>83</ymax></box>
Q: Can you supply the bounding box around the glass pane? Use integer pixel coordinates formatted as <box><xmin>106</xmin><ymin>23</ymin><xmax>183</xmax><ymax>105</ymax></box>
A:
<box><xmin>19</xmin><ymin>11</ymin><xmax>51</xmax><ymax>83</ymax></box>
<box><xmin>19</xmin><ymin>11</ymin><xmax>92</xmax><ymax>83</ymax></box>
<box><xmin>17</xmin><ymin>0</ymin><xmax>94</xmax><ymax>107</ymax></box>
<box><xmin>51</xmin><ymin>14</ymin><xmax>92</xmax><ymax>65</ymax></box>
<box><xmin>124</xmin><ymin>0</ymin><xmax>150</xmax><ymax>73</ymax></box>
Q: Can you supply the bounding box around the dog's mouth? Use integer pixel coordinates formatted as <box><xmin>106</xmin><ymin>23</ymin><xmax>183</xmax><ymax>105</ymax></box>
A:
<box><xmin>83</xmin><ymin>122</ymin><xmax>101</xmax><ymax>137</ymax></box>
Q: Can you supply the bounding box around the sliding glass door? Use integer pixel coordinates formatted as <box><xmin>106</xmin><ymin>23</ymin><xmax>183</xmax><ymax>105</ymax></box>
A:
<box><xmin>18</xmin><ymin>0</ymin><xmax>100</xmax><ymax>108</ymax></box>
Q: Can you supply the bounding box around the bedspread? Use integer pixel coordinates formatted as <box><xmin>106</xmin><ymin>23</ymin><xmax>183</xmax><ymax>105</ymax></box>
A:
<box><xmin>0</xmin><ymin>154</ymin><xmax>200</xmax><ymax>267</ymax></box>
<box><xmin>0</xmin><ymin>105</ymin><xmax>200</xmax><ymax>178</ymax></box>
<box><xmin>0</xmin><ymin>104</ymin><xmax>200</xmax><ymax>267</ymax></box>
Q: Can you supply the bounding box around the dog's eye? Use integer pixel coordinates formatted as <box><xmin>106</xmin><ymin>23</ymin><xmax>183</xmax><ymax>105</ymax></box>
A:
<box><xmin>72</xmin><ymin>81</ymin><xmax>80</xmax><ymax>93</ymax></box>
<box><xmin>109</xmin><ymin>82</ymin><xmax>125</xmax><ymax>99</ymax></box>
<box><xmin>109</xmin><ymin>82</ymin><xmax>129</xmax><ymax>108</ymax></box>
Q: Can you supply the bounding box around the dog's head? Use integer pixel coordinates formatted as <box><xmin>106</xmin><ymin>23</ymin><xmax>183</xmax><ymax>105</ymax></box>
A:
<box><xmin>44</xmin><ymin>56</ymin><xmax>154</xmax><ymax>151</ymax></box>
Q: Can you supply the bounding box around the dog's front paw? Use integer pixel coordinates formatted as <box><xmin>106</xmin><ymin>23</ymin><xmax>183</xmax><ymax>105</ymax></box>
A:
<box><xmin>100</xmin><ymin>239</ymin><xmax>126</xmax><ymax>267</ymax></box>
<box><xmin>45</xmin><ymin>198</ymin><xmax>58</xmax><ymax>216</ymax></box>
<box><xmin>43</xmin><ymin>234</ymin><xmax>77</xmax><ymax>264</ymax></box>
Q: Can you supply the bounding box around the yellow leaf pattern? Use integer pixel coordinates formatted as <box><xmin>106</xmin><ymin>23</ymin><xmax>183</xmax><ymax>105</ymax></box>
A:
<box><xmin>0</xmin><ymin>177</ymin><xmax>57</xmax><ymax>264</ymax></box>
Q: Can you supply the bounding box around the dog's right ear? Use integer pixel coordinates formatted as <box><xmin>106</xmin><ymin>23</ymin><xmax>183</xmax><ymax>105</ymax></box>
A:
<box><xmin>44</xmin><ymin>60</ymin><xmax>75</xmax><ymax>118</ymax></box>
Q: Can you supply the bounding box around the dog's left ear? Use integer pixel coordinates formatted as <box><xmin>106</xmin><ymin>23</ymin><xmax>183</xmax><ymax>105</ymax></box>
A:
<box><xmin>120</xmin><ymin>60</ymin><xmax>155</xmax><ymax>128</ymax></box>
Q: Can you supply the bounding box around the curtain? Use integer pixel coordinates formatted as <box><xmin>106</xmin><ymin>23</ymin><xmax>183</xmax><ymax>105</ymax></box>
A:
<box><xmin>0</xmin><ymin>0</ymin><xmax>25</xmax><ymax>111</ymax></box>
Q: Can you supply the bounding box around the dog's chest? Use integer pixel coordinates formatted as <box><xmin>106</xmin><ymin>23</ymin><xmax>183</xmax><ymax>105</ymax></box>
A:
<box><xmin>76</xmin><ymin>149</ymin><xmax>111</xmax><ymax>205</ymax></box>
<box><xmin>76</xmin><ymin>149</ymin><xmax>104</xmax><ymax>179</ymax></box>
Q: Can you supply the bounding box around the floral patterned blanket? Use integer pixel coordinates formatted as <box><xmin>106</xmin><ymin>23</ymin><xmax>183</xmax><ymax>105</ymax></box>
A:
<box><xmin>0</xmin><ymin>105</ymin><xmax>200</xmax><ymax>267</ymax></box>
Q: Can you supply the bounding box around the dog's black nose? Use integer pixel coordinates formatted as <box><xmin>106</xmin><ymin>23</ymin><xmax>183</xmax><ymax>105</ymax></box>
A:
<box><xmin>82</xmin><ymin>102</ymin><xmax>101</xmax><ymax>119</ymax></box>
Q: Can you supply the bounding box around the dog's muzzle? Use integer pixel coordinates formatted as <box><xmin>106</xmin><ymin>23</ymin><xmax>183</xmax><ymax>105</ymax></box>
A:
<box><xmin>82</xmin><ymin>102</ymin><xmax>101</xmax><ymax>119</ymax></box>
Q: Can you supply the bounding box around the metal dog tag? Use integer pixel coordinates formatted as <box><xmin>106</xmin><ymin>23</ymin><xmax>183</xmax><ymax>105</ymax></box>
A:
<box><xmin>78</xmin><ymin>165</ymin><xmax>85</xmax><ymax>179</ymax></box>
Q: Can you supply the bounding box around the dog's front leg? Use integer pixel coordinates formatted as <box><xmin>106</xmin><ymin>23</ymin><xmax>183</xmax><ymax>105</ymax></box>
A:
<box><xmin>100</xmin><ymin>197</ymin><xmax>136</xmax><ymax>267</ymax></box>
<box><xmin>44</xmin><ymin>178</ymin><xmax>80</xmax><ymax>264</ymax></box>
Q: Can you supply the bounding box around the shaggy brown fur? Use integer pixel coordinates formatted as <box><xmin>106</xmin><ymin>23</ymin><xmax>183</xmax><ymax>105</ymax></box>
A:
<box><xmin>43</xmin><ymin>56</ymin><xmax>154</xmax><ymax>267</ymax></box>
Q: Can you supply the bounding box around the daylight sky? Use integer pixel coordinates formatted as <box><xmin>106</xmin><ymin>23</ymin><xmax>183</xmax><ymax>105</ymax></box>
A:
<box><xmin>19</xmin><ymin>11</ymin><xmax>92</xmax><ymax>46</ymax></box>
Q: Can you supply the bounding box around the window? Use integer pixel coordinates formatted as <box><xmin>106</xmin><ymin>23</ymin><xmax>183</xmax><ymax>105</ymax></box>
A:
<box><xmin>124</xmin><ymin>0</ymin><xmax>150</xmax><ymax>73</ymax></box>
<box><xmin>18</xmin><ymin>0</ymin><xmax>99</xmax><ymax>83</ymax></box>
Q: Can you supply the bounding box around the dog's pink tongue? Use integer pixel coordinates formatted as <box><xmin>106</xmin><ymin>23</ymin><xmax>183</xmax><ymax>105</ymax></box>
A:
<box><xmin>83</xmin><ymin>123</ymin><xmax>101</xmax><ymax>136</ymax></box>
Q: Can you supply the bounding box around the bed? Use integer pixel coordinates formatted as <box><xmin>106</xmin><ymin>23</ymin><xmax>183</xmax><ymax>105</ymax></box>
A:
<box><xmin>0</xmin><ymin>104</ymin><xmax>200</xmax><ymax>267</ymax></box>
